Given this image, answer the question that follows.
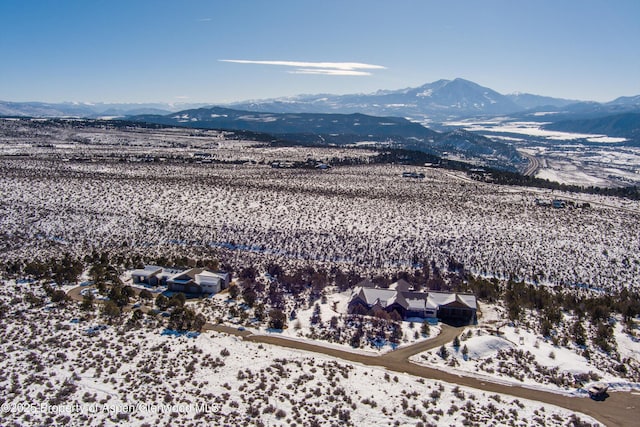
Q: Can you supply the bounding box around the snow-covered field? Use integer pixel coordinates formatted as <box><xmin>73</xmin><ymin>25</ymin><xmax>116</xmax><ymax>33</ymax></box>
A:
<box><xmin>411</xmin><ymin>303</ymin><xmax>640</xmax><ymax>394</ymax></box>
<box><xmin>445</xmin><ymin>120</ymin><xmax>628</xmax><ymax>144</ymax></box>
<box><xmin>0</xmin><ymin>279</ymin><xmax>602</xmax><ymax>426</ymax></box>
<box><xmin>2</xmin><ymin>120</ymin><xmax>638</xmax><ymax>426</ymax></box>
<box><xmin>1</xmin><ymin>157</ymin><xmax>639</xmax><ymax>293</ymax></box>
<box><xmin>196</xmin><ymin>286</ymin><xmax>441</xmax><ymax>355</ymax></box>
<box><xmin>277</xmin><ymin>290</ymin><xmax>440</xmax><ymax>353</ymax></box>
<box><xmin>443</xmin><ymin>118</ymin><xmax>640</xmax><ymax>186</ymax></box>
<box><xmin>532</xmin><ymin>147</ymin><xmax>640</xmax><ymax>187</ymax></box>
<box><xmin>0</xmin><ymin>119</ymin><xmax>377</xmax><ymax>165</ymax></box>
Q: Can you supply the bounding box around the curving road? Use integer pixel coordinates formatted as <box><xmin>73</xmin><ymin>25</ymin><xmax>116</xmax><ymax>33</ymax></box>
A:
<box><xmin>520</xmin><ymin>151</ymin><xmax>542</xmax><ymax>177</ymax></box>
<box><xmin>68</xmin><ymin>286</ymin><xmax>640</xmax><ymax>426</ymax></box>
<box><xmin>211</xmin><ymin>325</ymin><xmax>639</xmax><ymax>426</ymax></box>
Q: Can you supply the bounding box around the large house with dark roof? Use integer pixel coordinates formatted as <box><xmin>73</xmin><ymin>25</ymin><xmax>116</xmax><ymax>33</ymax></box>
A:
<box><xmin>348</xmin><ymin>280</ymin><xmax>477</xmax><ymax>325</ymax></box>
<box><xmin>131</xmin><ymin>265</ymin><xmax>183</xmax><ymax>287</ymax></box>
<box><xmin>131</xmin><ymin>265</ymin><xmax>230</xmax><ymax>295</ymax></box>
<box><xmin>167</xmin><ymin>268</ymin><xmax>230</xmax><ymax>294</ymax></box>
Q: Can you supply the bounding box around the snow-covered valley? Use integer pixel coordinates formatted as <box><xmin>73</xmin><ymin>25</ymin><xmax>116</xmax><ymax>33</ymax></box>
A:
<box><xmin>1</xmin><ymin>120</ymin><xmax>639</xmax><ymax>426</ymax></box>
<box><xmin>442</xmin><ymin>117</ymin><xmax>640</xmax><ymax>187</ymax></box>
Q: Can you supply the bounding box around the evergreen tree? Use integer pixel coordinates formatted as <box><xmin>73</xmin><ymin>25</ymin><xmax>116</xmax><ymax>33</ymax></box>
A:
<box><xmin>461</xmin><ymin>344</ymin><xmax>469</xmax><ymax>358</ymax></box>
<box><xmin>268</xmin><ymin>309</ymin><xmax>286</xmax><ymax>330</ymax></box>
<box><xmin>155</xmin><ymin>294</ymin><xmax>169</xmax><ymax>310</ymax></box>
<box><xmin>310</xmin><ymin>303</ymin><xmax>322</xmax><ymax>325</ymax></box>
<box><xmin>254</xmin><ymin>303</ymin><xmax>265</xmax><ymax>321</ymax></box>
<box><xmin>437</xmin><ymin>345</ymin><xmax>449</xmax><ymax>359</ymax></box>
<box><xmin>571</xmin><ymin>319</ymin><xmax>587</xmax><ymax>346</ymax></box>
<box><xmin>169</xmin><ymin>292</ymin><xmax>186</xmax><ymax>308</ymax></box>
<box><xmin>139</xmin><ymin>289</ymin><xmax>153</xmax><ymax>301</ymax></box>
<box><xmin>421</xmin><ymin>322</ymin><xmax>430</xmax><ymax>336</ymax></box>
<box><xmin>51</xmin><ymin>289</ymin><xmax>68</xmax><ymax>304</ymax></box>
<box><xmin>243</xmin><ymin>289</ymin><xmax>257</xmax><ymax>308</ymax></box>
<box><xmin>228</xmin><ymin>284</ymin><xmax>239</xmax><ymax>299</ymax></box>
<box><xmin>390</xmin><ymin>323</ymin><xmax>403</xmax><ymax>345</ymax></box>
<box><xmin>108</xmin><ymin>284</ymin><xmax>130</xmax><ymax>308</ymax></box>
<box><xmin>81</xmin><ymin>293</ymin><xmax>95</xmax><ymax>311</ymax></box>
<box><xmin>102</xmin><ymin>300</ymin><xmax>121</xmax><ymax>322</ymax></box>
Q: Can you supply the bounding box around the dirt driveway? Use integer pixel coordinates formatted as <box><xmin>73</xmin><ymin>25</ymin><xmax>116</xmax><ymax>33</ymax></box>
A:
<box><xmin>211</xmin><ymin>324</ymin><xmax>640</xmax><ymax>426</ymax></box>
<box><xmin>68</xmin><ymin>285</ymin><xmax>639</xmax><ymax>426</ymax></box>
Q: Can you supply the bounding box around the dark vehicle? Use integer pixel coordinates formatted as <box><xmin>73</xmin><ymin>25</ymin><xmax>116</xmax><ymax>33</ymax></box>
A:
<box><xmin>588</xmin><ymin>383</ymin><xmax>608</xmax><ymax>400</ymax></box>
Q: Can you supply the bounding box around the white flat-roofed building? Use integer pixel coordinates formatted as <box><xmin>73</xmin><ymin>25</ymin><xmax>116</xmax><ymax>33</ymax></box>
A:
<box><xmin>131</xmin><ymin>265</ymin><xmax>230</xmax><ymax>295</ymax></box>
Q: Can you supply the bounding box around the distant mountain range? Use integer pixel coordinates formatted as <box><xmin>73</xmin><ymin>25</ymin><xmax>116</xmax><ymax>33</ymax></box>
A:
<box><xmin>544</xmin><ymin>112</ymin><xmax>640</xmax><ymax>141</ymax></box>
<box><xmin>0</xmin><ymin>101</ymin><xmax>208</xmax><ymax>118</ymax></box>
<box><xmin>3</xmin><ymin>78</ymin><xmax>639</xmax><ymax>122</ymax></box>
<box><xmin>3</xmin><ymin>78</ymin><xmax>639</xmax><ymax>164</ymax></box>
<box><xmin>505</xmin><ymin>92</ymin><xmax>578</xmax><ymax>110</ymax></box>
<box><xmin>130</xmin><ymin>106</ymin><xmax>522</xmax><ymax>169</ymax></box>
<box><xmin>231</xmin><ymin>78</ymin><xmax>576</xmax><ymax>121</ymax></box>
<box><xmin>231</xmin><ymin>78</ymin><xmax>636</xmax><ymax>122</ymax></box>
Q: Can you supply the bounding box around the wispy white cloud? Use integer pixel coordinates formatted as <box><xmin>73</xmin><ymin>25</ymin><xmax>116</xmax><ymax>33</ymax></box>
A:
<box><xmin>196</xmin><ymin>18</ymin><xmax>212</xmax><ymax>22</ymax></box>
<box><xmin>288</xmin><ymin>68</ymin><xmax>373</xmax><ymax>76</ymax></box>
<box><xmin>219</xmin><ymin>59</ymin><xmax>385</xmax><ymax>76</ymax></box>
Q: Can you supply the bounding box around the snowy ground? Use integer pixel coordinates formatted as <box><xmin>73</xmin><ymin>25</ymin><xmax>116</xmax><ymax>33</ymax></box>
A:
<box><xmin>2</xmin><ymin>158</ymin><xmax>639</xmax><ymax>294</ymax></box>
<box><xmin>444</xmin><ymin>120</ymin><xmax>628</xmax><ymax>144</ymax></box>
<box><xmin>443</xmin><ymin>118</ymin><xmax>640</xmax><ymax>186</ymax></box>
<box><xmin>107</xmin><ymin>274</ymin><xmax>640</xmax><ymax>399</ymax></box>
<box><xmin>188</xmin><ymin>283</ymin><xmax>440</xmax><ymax>355</ymax></box>
<box><xmin>0</xmin><ymin>119</ymin><xmax>377</xmax><ymax>165</ymax></box>
<box><xmin>411</xmin><ymin>303</ymin><xmax>640</xmax><ymax>395</ymax></box>
<box><xmin>244</xmin><ymin>288</ymin><xmax>440</xmax><ymax>355</ymax></box>
<box><xmin>2</xmin><ymin>120</ymin><xmax>639</xmax><ymax>293</ymax></box>
<box><xmin>531</xmin><ymin>147</ymin><xmax>640</xmax><ymax>187</ymax></box>
<box><xmin>0</xmin><ymin>120</ymin><xmax>637</xmax><ymax>425</ymax></box>
<box><xmin>0</xmin><ymin>279</ymin><xmax>602</xmax><ymax>426</ymax></box>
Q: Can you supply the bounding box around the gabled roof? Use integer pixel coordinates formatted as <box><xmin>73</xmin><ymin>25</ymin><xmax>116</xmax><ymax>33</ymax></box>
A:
<box><xmin>195</xmin><ymin>272</ymin><xmax>222</xmax><ymax>286</ymax></box>
<box><xmin>131</xmin><ymin>265</ymin><xmax>163</xmax><ymax>277</ymax></box>
<box><xmin>356</xmin><ymin>278</ymin><xmax>376</xmax><ymax>288</ymax></box>
<box><xmin>402</xmin><ymin>292</ymin><xmax>428</xmax><ymax>311</ymax></box>
<box><xmin>352</xmin><ymin>287</ymin><xmax>397</xmax><ymax>308</ymax></box>
<box><xmin>184</xmin><ymin>268</ymin><xmax>206</xmax><ymax>280</ymax></box>
<box><xmin>157</xmin><ymin>268</ymin><xmax>183</xmax><ymax>279</ymax></box>
<box><xmin>429</xmin><ymin>292</ymin><xmax>477</xmax><ymax>310</ymax></box>
<box><xmin>169</xmin><ymin>268</ymin><xmax>205</xmax><ymax>283</ymax></box>
<box><xmin>456</xmin><ymin>294</ymin><xmax>477</xmax><ymax>310</ymax></box>
<box><xmin>390</xmin><ymin>279</ymin><xmax>412</xmax><ymax>292</ymax></box>
<box><xmin>426</xmin><ymin>292</ymin><xmax>456</xmax><ymax>308</ymax></box>
<box><xmin>349</xmin><ymin>285</ymin><xmax>476</xmax><ymax>313</ymax></box>
<box><xmin>195</xmin><ymin>270</ymin><xmax>220</xmax><ymax>278</ymax></box>
<box><xmin>387</xmin><ymin>291</ymin><xmax>408</xmax><ymax>309</ymax></box>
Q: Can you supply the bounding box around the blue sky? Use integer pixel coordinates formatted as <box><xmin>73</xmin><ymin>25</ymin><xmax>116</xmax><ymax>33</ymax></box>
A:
<box><xmin>1</xmin><ymin>0</ymin><xmax>639</xmax><ymax>103</ymax></box>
